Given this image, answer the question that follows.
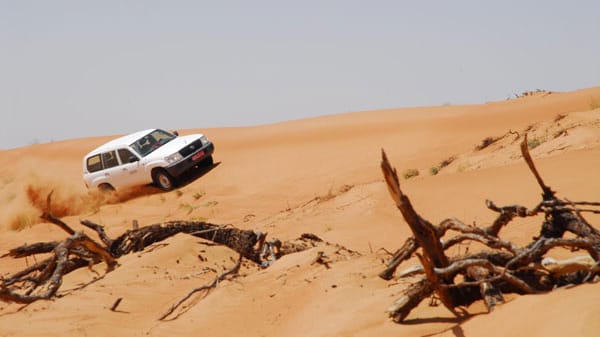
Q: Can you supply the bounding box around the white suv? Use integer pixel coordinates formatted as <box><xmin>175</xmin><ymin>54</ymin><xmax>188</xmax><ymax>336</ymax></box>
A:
<box><xmin>83</xmin><ymin>129</ymin><xmax>214</xmax><ymax>191</ymax></box>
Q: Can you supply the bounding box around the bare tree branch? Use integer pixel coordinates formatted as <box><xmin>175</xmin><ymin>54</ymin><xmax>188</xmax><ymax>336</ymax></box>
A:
<box><xmin>380</xmin><ymin>133</ymin><xmax>600</xmax><ymax>323</ymax></box>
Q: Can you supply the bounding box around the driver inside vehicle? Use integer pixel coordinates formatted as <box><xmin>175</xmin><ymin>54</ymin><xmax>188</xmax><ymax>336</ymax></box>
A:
<box><xmin>139</xmin><ymin>135</ymin><xmax>157</xmax><ymax>154</ymax></box>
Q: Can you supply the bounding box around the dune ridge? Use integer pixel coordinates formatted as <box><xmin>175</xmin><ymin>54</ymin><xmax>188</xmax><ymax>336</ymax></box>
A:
<box><xmin>1</xmin><ymin>86</ymin><xmax>600</xmax><ymax>337</ymax></box>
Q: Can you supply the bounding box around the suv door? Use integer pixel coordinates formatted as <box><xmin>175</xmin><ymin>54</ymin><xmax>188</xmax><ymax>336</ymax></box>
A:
<box><xmin>98</xmin><ymin>150</ymin><xmax>123</xmax><ymax>188</ymax></box>
<box><xmin>110</xmin><ymin>148</ymin><xmax>144</xmax><ymax>188</ymax></box>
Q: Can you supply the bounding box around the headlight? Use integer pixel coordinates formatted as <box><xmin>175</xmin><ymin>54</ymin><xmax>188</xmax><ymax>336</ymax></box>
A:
<box><xmin>200</xmin><ymin>135</ymin><xmax>209</xmax><ymax>146</ymax></box>
<box><xmin>165</xmin><ymin>153</ymin><xmax>183</xmax><ymax>164</ymax></box>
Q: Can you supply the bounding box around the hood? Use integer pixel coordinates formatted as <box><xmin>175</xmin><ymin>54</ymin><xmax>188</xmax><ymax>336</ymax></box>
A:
<box><xmin>142</xmin><ymin>134</ymin><xmax>204</xmax><ymax>159</ymax></box>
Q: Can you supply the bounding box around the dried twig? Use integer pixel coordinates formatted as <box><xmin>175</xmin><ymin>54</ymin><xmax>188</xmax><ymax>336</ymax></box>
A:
<box><xmin>158</xmin><ymin>254</ymin><xmax>242</xmax><ymax>321</ymax></box>
<box><xmin>110</xmin><ymin>297</ymin><xmax>123</xmax><ymax>312</ymax></box>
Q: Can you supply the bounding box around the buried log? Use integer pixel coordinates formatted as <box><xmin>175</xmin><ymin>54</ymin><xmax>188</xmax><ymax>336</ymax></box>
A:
<box><xmin>1</xmin><ymin>208</ymin><xmax>321</xmax><ymax>306</ymax></box>
<box><xmin>380</xmin><ymin>134</ymin><xmax>600</xmax><ymax>323</ymax></box>
<box><xmin>84</xmin><ymin>220</ymin><xmax>265</xmax><ymax>262</ymax></box>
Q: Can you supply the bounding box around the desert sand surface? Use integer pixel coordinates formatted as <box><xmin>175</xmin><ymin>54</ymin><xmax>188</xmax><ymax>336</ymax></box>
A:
<box><xmin>1</xmin><ymin>87</ymin><xmax>600</xmax><ymax>337</ymax></box>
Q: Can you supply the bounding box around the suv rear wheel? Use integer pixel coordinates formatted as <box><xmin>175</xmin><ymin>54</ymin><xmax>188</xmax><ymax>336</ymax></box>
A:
<box><xmin>152</xmin><ymin>169</ymin><xmax>176</xmax><ymax>191</ymax></box>
<box><xmin>98</xmin><ymin>183</ymin><xmax>115</xmax><ymax>193</ymax></box>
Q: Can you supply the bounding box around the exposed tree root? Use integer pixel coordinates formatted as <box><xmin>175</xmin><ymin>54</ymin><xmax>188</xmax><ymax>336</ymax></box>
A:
<box><xmin>158</xmin><ymin>254</ymin><xmax>243</xmax><ymax>321</ymax></box>
<box><xmin>1</xmin><ymin>196</ymin><xmax>353</xmax><ymax>323</ymax></box>
<box><xmin>381</xmin><ymin>134</ymin><xmax>600</xmax><ymax>323</ymax></box>
<box><xmin>1</xmin><ymin>209</ymin><xmax>322</xmax><ymax>307</ymax></box>
<box><xmin>1</xmin><ymin>230</ymin><xmax>115</xmax><ymax>304</ymax></box>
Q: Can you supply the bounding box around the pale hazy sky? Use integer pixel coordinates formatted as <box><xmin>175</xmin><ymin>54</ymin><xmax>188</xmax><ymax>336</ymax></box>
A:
<box><xmin>1</xmin><ymin>1</ymin><xmax>599</xmax><ymax>149</ymax></box>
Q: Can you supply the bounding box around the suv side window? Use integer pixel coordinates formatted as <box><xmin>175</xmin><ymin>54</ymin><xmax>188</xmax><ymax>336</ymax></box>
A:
<box><xmin>117</xmin><ymin>148</ymin><xmax>137</xmax><ymax>164</ymax></box>
<box><xmin>101</xmin><ymin>151</ymin><xmax>119</xmax><ymax>169</ymax></box>
<box><xmin>87</xmin><ymin>154</ymin><xmax>103</xmax><ymax>173</ymax></box>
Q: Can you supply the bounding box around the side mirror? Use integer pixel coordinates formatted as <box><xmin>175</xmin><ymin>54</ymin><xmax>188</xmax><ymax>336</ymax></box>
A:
<box><xmin>129</xmin><ymin>156</ymin><xmax>139</xmax><ymax>163</ymax></box>
<box><xmin>172</xmin><ymin>130</ymin><xmax>179</xmax><ymax>136</ymax></box>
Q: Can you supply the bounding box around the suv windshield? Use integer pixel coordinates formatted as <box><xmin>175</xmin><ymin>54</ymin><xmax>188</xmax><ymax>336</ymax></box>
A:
<box><xmin>130</xmin><ymin>129</ymin><xmax>176</xmax><ymax>157</ymax></box>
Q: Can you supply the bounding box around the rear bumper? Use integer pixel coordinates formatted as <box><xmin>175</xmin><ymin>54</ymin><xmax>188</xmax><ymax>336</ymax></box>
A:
<box><xmin>165</xmin><ymin>142</ymin><xmax>214</xmax><ymax>177</ymax></box>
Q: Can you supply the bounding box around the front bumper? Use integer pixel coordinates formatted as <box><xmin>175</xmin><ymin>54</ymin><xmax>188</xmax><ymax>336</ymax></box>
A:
<box><xmin>165</xmin><ymin>142</ymin><xmax>214</xmax><ymax>177</ymax></box>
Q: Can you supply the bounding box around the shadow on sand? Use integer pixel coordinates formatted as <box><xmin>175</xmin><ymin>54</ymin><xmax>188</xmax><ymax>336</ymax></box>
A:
<box><xmin>408</xmin><ymin>315</ymin><xmax>476</xmax><ymax>337</ymax></box>
<box><xmin>106</xmin><ymin>161</ymin><xmax>221</xmax><ymax>204</ymax></box>
<box><xmin>176</xmin><ymin>161</ymin><xmax>220</xmax><ymax>188</ymax></box>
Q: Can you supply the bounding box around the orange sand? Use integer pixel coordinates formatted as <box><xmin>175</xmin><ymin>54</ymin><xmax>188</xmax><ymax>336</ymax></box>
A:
<box><xmin>1</xmin><ymin>87</ymin><xmax>600</xmax><ymax>336</ymax></box>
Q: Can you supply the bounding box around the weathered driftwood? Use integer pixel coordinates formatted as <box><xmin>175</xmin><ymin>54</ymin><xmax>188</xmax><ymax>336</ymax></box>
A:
<box><xmin>0</xmin><ymin>195</ymin><xmax>334</xmax><ymax>311</ymax></box>
<box><xmin>83</xmin><ymin>220</ymin><xmax>264</xmax><ymax>262</ymax></box>
<box><xmin>4</xmin><ymin>220</ymin><xmax>263</xmax><ymax>262</ymax></box>
<box><xmin>0</xmin><ymin>209</ymin><xmax>307</xmax><ymax>306</ymax></box>
<box><xmin>0</xmin><ymin>231</ymin><xmax>116</xmax><ymax>304</ymax></box>
<box><xmin>381</xmin><ymin>134</ymin><xmax>600</xmax><ymax>323</ymax></box>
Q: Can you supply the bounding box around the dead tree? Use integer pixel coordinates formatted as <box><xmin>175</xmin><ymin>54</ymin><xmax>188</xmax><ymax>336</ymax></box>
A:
<box><xmin>381</xmin><ymin>134</ymin><xmax>600</xmax><ymax>323</ymax></box>
<box><xmin>0</xmin><ymin>213</ymin><xmax>116</xmax><ymax>304</ymax></box>
<box><xmin>1</xmin><ymin>208</ymin><xmax>323</xmax><ymax>305</ymax></box>
<box><xmin>0</xmin><ymin>188</ymin><xmax>335</xmax><ymax>310</ymax></box>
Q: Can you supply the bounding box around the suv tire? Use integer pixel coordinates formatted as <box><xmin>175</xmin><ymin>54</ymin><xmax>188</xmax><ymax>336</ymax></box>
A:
<box><xmin>203</xmin><ymin>155</ymin><xmax>214</xmax><ymax>167</ymax></box>
<box><xmin>152</xmin><ymin>169</ymin><xmax>176</xmax><ymax>191</ymax></box>
<box><xmin>98</xmin><ymin>183</ymin><xmax>115</xmax><ymax>193</ymax></box>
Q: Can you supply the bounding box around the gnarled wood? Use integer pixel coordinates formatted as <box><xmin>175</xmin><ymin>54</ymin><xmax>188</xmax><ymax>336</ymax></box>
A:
<box><xmin>387</xmin><ymin>278</ymin><xmax>433</xmax><ymax>323</ymax></box>
<box><xmin>381</xmin><ymin>149</ymin><xmax>456</xmax><ymax>314</ymax></box>
<box><xmin>2</xmin><ymin>211</ymin><xmax>326</xmax><ymax>307</ymax></box>
<box><xmin>0</xmin><ymin>232</ymin><xmax>113</xmax><ymax>304</ymax></box>
<box><xmin>381</xmin><ymin>150</ymin><xmax>449</xmax><ymax>270</ymax></box>
<box><xmin>379</xmin><ymin>237</ymin><xmax>418</xmax><ymax>280</ymax></box>
<box><xmin>381</xmin><ymin>133</ymin><xmax>600</xmax><ymax>323</ymax></box>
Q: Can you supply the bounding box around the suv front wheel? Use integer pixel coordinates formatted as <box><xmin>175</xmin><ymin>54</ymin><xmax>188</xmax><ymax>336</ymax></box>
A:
<box><xmin>152</xmin><ymin>169</ymin><xmax>176</xmax><ymax>191</ymax></box>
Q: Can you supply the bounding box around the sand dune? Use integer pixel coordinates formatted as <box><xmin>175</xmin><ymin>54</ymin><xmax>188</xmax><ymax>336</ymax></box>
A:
<box><xmin>1</xmin><ymin>86</ymin><xmax>600</xmax><ymax>336</ymax></box>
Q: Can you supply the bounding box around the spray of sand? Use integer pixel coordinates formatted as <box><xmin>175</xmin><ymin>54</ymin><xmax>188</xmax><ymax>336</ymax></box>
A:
<box><xmin>0</xmin><ymin>161</ymin><xmax>158</xmax><ymax>231</ymax></box>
